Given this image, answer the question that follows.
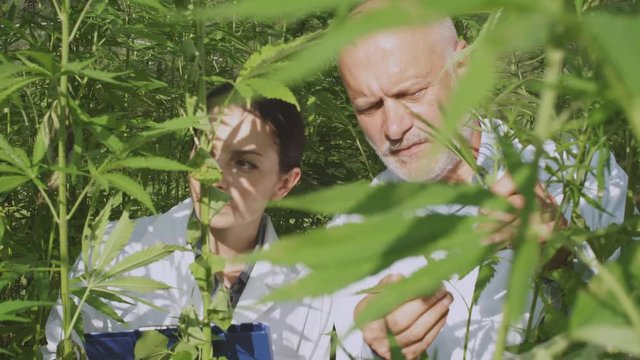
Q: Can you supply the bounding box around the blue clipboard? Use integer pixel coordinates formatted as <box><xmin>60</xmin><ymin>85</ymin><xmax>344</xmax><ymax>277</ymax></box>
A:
<box><xmin>83</xmin><ymin>323</ymin><xmax>273</xmax><ymax>360</ymax></box>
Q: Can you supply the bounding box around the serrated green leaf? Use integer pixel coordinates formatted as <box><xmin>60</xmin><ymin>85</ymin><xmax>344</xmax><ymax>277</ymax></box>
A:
<box><xmin>86</xmin><ymin>198</ymin><xmax>115</xmax><ymax>271</ymax></box>
<box><xmin>63</xmin><ymin>58</ymin><xmax>96</xmax><ymax>74</ymax></box>
<box><xmin>205</xmin><ymin>75</ymin><xmax>232</xmax><ymax>85</ymax></box>
<box><xmin>273</xmin><ymin>181</ymin><xmax>509</xmax><ymax>216</ymax></box>
<box><xmin>134</xmin><ymin>330</ymin><xmax>169</xmax><ymax>360</ymax></box>
<box><xmin>32</xmin><ymin>121</ymin><xmax>49</xmax><ymax>165</ymax></box>
<box><xmin>102</xmin><ymin>173</ymin><xmax>156</xmax><ymax>213</ymax></box>
<box><xmin>101</xmin><ymin>243</ymin><xmax>182</xmax><ymax>279</ymax></box>
<box><xmin>17</xmin><ymin>50</ymin><xmax>56</xmax><ymax>73</ymax></box>
<box><xmin>0</xmin><ymin>214</ymin><xmax>5</xmax><ymax>244</ymax></box>
<box><xmin>0</xmin><ymin>135</ymin><xmax>29</xmax><ymax>170</ymax></box>
<box><xmin>129</xmin><ymin>0</ymin><xmax>168</xmax><ymax>11</ymax></box>
<box><xmin>570</xmin><ymin>325</ymin><xmax>640</xmax><ymax>356</ymax></box>
<box><xmin>0</xmin><ymin>164</ymin><xmax>23</xmax><ymax>175</ymax></box>
<box><xmin>96</xmin><ymin>276</ymin><xmax>171</xmax><ymax>293</ymax></box>
<box><xmin>0</xmin><ymin>175</ymin><xmax>30</xmax><ymax>193</ymax></box>
<box><xmin>200</xmin><ymin>0</ymin><xmax>356</xmax><ymax>20</ymax></box>
<box><xmin>0</xmin><ymin>62</ymin><xmax>26</xmax><ymax>79</ymax></box>
<box><xmin>139</xmin><ymin>116</ymin><xmax>209</xmax><ymax>138</ymax></box>
<box><xmin>0</xmin><ymin>76</ymin><xmax>41</xmax><ymax>104</ymax></box>
<box><xmin>261</xmin><ymin>214</ymin><xmax>491</xmax><ymax>300</ymax></box>
<box><xmin>356</xmin><ymin>245</ymin><xmax>491</xmax><ymax>326</ymax></box>
<box><xmin>81</xmin><ymin>292</ymin><xmax>125</xmax><ymax>323</ymax></box>
<box><xmin>243</xmin><ymin>78</ymin><xmax>299</xmax><ymax>109</ymax></box>
<box><xmin>94</xmin><ymin>211</ymin><xmax>134</xmax><ymax>271</ymax></box>
<box><xmin>506</xmin><ymin>237</ymin><xmax>540</xmax><ymax>323</ymax></box>
<box><xmin>110</xmin><ymin>156</ymin><xmax>192</xmax><ymax>172</ymax></box>
<box><xmin>585</xmin><ymin>14</ymin><xmax>640</xmax><ymax>141</ymax></box>
<box><xmin>0</xmin><ymin>300</ymin><xmax>52</xmax><ymax>320</ymax></box>
<box><xmin>86</xmin><ymin>125</ymin><xmax>126</xmax><ymax>153</ymax></box>
<box><xmin>189</xmin><ymin>256</ymin><xmax>212</xmax><ymax>293</ymax></box>
<box><xmin>172</xmin><ymin>350</ymin><xmax>193</xmax><ymax>360</ymax></box>
<box><xmin>80</xmin><ymin>69</ymin><xmax>129</xmax><ymax>85</ymax></box>
<box><xmin>472</xmin><ymin>255</ymin><xmax>499</xmax><ymax>305</ymax></box>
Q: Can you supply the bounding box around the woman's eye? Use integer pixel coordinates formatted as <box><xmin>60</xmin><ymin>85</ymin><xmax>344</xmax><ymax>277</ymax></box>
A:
<box><xmin>234</xmin><ymin>159</ymin><xmax>257</xmax><ymax>170</ymax></box>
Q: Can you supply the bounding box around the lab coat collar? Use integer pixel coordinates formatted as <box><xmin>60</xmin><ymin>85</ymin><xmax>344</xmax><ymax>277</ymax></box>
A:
<box><xmin>166</xmin><ymin>199</ymin><xmax>307</xmax><ymax>325</ymax></box>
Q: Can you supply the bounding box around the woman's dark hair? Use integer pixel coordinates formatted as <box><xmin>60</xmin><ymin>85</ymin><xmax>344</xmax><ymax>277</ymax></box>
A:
<box><xmin>206</xmin><ymin>83</ymin><xmax>304</xmax><ymax>173</ymax></box>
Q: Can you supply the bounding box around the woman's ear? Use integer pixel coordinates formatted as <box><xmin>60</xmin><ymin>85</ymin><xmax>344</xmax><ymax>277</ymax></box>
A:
<box><xmin>271</xmin><ymin>167</ymin><xmax>302</xmax><ymax>201</ymax></box>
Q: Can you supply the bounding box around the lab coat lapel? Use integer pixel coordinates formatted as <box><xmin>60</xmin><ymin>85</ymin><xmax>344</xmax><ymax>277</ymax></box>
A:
<box><xmin>231</xmin><ymin>217</ymin><xmax>312</xmax><ymax>349</ymax></box>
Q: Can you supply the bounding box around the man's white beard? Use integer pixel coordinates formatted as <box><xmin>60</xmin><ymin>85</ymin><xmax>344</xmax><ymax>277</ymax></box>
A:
<box><xmin>369</xmin><ymin>126</ymin><xmax>474</xmax><ymax>182</ymax></box>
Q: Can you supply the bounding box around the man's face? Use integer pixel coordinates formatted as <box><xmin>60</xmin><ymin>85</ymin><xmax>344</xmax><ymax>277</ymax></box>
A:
<box><xmin>339</xmin><ymin>25</ymin><xmax>467</xmax><ymax>181</ymax></box>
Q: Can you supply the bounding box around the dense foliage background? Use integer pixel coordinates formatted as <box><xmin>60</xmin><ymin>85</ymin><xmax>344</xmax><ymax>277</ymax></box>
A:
<box><xmin>1</xmin><ymin>0</ymin><xmax>639</xmax><ymax>359</ymax></box>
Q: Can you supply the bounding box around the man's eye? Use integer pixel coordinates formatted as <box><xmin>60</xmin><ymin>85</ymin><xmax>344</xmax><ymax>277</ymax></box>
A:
<box><xmin>357</xmin><ymin>102</ymin><xmax>382</xmax><ymax>115</ymax></box>
<box><xmin>234</xmin><ymin>159</ymin><xmax>257</xmax><ymax>170</ymax></box>
<box><xmin>405</xmin><ymin>88</ymin><xmax>426</xmax><ymax>99</ymax></box>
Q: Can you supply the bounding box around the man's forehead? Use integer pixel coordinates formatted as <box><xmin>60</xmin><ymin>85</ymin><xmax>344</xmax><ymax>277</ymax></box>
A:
<box><xmin>350</xmin><ymin>0</ymin><xmax>421</xmax><ymax>17</ymax></box>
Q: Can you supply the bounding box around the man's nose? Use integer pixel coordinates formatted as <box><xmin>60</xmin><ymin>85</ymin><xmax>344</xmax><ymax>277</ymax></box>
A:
<box><xmin>383</xmin><ymin>99</ymin><xmax>413</xmax><ymax>142</ymax></box>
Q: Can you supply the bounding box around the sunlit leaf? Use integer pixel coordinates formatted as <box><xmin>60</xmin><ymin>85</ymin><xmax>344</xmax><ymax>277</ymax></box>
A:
<box><xmin>96</xmin><ymin>276</ymin><xmax>171</xmax><ymax>293</ymax></box>
<box><xmin>472</xmin><ymin>255</ymin><xmax>499</xmax><ymax>305</ymax></box>
<box><xmin>273</xmin><ymin>181</ymin><xmax>509</xmax><ymax>215</ymax></box>
<box><xmin>243</xmin><ymin>78</ymin><xmax>300</xmax><ymax>109</ymax></box>
<box><xmin>94</xmin><ymin>211</ymin><xmax>134</xmax><ymax>272</ymax></box>
<box><xmin>81</xmin><ymin>292</ymin><xmax>125</xmax><ymax>323</ymax></box>
<box><xmin>356</xmin><ymin>245</ymin><xmax>491</xmax><ymax>325</ymax></box>
<box><xmin>570</xmin><ymin>325</ymin><xmax>640</xmax><ymax>356</ymax></box>
<box><xmin>139</xmin><ymin>116</ymin><xmax>209</xmax><ymax>138</ymax></box>
<box><xmin>102</xmin><ymin>173</ymin><xmax>156</xmax><ymax>213</ymax></box>
<box><xmin>32</xmin><ymin>120</ymin><xmax>49</xmax><ymax>165</ymax></box>
<box><xmin>506</xmin><ymin>237</ymin><xmax>540</xmax><ymax>323</ymax></box>
<box><xmin>584</xmin><ymin>14</ymin><xmax>640</xmax><ymax>140</ymax></box>
<box><xmin>86</xmin><ymin>198</ymin><xmax>115</xmax><ymax>271</ymax></box>
<box><xmin>110</xmin><ymin>156</ymin><xmax>192</xmax><ymax>172</ymax></box>
<box><xmin>261</xmin><ymin>214</ymin><xmax>491</xmax><ymax>300</ymax></box>
<box><xmin>134</xmin><ymin>330</ymin><xmax>169</xmax><ymax>360</ymax></box>
<box><xmin>101</xmin><ymin>243</ymin><xmax>183</xmax><ymax>279</ymax></box>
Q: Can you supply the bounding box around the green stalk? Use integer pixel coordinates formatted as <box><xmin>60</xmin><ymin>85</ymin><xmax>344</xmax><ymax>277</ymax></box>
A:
<box><xmin>533</xmin><ymin>47</ymin><xmax>564</xmax><ymax>141</ymax></box>
<box><xmin>56</xmin><ymin>0</ymin><xmax>72</xmax><ymax>357</ymax></box>
<box><xmin>199</xmin><ymin>187</ymin><xmax>213</xmax><ymax>359</ymax></box>
<box><xmin>195</xmin><ymin>3</ymin><xmax>207</xmax><ymax>112</ymax></box>
<box><xmin>195</xmin><ymin>2</ymin><xmax>212</xmax><ymax>357</ymax></box>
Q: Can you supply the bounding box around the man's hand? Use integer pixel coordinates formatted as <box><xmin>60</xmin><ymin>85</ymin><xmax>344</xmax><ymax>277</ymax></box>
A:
<box><xmin>481</xmin><ymin>173</ymin><xmax>567</xmax><ymax>245</ymax></box>
<box><xmin>355</xmin><ymin>274</ymin><xmax>453</xmax><ymax>360</ymax></box>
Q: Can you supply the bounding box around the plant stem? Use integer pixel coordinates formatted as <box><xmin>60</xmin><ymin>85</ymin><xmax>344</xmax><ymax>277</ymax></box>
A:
<box><xmin>57</xmin><ymin>0</ymin><xmax>72</xmax><ymax>357</ymax></box>
<box><xmin>200</xmin><ymin>186</ymin><xmax>213</xmax><ymax>359</ymax></box>
<box><xmin>534</xmin><ymin>47</ymin><xmax>564</xmax><ymax>141</ymax></box>
<box><xmin>194</xmin><ymin>1</ymin><xmax>213</xmax><ymax>357</ymax></box>
<box><xmin>195</xmin><ymin>2</ymin><xmax>207</xmax><ymax>111</ymax></box>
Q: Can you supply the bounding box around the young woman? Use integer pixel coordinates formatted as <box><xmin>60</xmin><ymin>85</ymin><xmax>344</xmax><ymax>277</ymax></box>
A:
<box><xmin>43</xmin><ymin>87</ymin><xmax>333</xmax><ymax>359</ymax></box>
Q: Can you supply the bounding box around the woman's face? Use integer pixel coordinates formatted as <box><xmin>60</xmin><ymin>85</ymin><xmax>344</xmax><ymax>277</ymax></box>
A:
<box><xmin>189</xmin><ymin>105</ymin><xmax>300</xmax><ymax>230</ymax></box>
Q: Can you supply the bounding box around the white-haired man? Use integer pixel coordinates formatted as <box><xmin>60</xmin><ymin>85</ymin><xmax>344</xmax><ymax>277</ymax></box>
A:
<box><xmin>332</xmin><ymin>2</ymin><xmax>629</xmax><ymax>359</ymax></box>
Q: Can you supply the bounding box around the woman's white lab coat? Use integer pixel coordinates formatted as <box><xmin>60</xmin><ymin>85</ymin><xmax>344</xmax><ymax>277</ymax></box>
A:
<box><xmin>43</xmin><ymin>199</ymin><xmax>333</xmax><ymax>359</ymax></box>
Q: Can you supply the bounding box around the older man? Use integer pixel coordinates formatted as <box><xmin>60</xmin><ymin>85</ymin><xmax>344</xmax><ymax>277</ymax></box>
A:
<box><xmin>333</xmin><ymin>2</ymin><xmax>629</xmax><ymax>360</ymax></box>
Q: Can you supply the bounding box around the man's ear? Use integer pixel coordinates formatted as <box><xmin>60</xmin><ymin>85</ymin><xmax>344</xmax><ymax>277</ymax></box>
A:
<box><xmin>453</xmin><ymin>40</ymin><xmax>468</xmax><ymax>78</ymax></box>
<box><xmin>271</xmin><ymin>167</ymin><xmax>302</xmax><ymax>201</ymax></box>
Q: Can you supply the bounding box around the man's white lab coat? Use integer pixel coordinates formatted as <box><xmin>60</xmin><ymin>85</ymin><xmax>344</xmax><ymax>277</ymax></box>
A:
<box><xmin>333</xmin><ymin>120</ymin><xmax>630</xmax><ymax>360</ymax></box>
